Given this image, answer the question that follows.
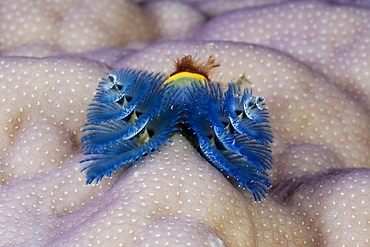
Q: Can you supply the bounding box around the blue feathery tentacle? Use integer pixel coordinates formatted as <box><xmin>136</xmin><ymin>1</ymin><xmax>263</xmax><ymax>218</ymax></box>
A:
<box><xmin>182</xmin><ymin>81</ymin><xmax>273</xmax><ymax>200</ymax></box>
<box><xmin>81</xmin><ymin>117</ymin><xmax>149</xmax><ymax>152</ymax></box>
<box><xmin>81</xmin><ymin>69</ymin><xmax>181</xmax><ymax>184</ymax></box>
<box><xmin>92</xmin><ymin>69</ymin><xmax>137</xmax><ymax>104</ymax></box>
<box><xmin>81</xmin><ymin>104</ymin><xmax>182</xmax><ymax>184</ymax></box>
<box><xmin>82</xmin><ymin>71</ymin><xmax>171</xmax><ymax>151</ymax></box>
<box><xmin>202</xmin><ymin>84</ymin><xmax>273</xmax><ymax>172</ymax></box>
<box><xmin>86</xmin><ymin>69</ymin><xmax>165</xmax><ymax>124</ymax></box>
<box><xmin>224</xmin><ymin>83</ymin><xmax>273</xmax><ymax>145</ymax></box>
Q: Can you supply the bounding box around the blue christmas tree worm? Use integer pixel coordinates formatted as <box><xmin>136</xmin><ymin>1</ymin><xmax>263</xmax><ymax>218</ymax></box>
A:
<box><xmin>81</xmin><ymin>55</ymin><xmax>273</xmax><ymax>201</ymax></box>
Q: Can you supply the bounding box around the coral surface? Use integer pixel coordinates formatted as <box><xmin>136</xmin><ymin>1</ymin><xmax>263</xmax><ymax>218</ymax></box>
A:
<box><xmin>0</xmin><ymin>0</ymin><xmax>369</xmax><ymax>246</ymax></box>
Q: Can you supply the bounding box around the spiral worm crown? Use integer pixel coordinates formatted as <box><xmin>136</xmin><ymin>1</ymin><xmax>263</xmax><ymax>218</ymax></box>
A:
<box><xmin>81</xmin><ymin>56</ymin><xmax>273</xmax><ymax>201</ymax></box>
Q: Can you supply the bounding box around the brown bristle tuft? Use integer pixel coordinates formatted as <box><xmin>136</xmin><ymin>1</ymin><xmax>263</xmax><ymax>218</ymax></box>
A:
<box><xmin>170</xmin><ymin>55</ymin><xmax>220</xmax><ymax>81</ymax></box>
